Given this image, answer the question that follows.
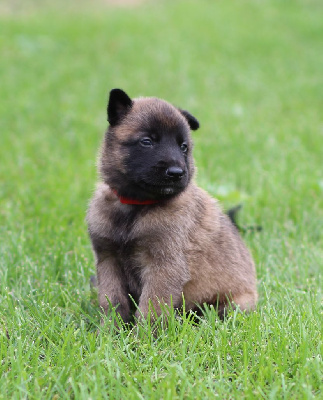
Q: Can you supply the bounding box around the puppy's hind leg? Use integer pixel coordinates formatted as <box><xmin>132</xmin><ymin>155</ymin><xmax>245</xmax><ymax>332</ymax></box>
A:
<box><xmin>217</xmin><ymin>291</ymin><xmax>258</xmax><ymax>319</ymax></box>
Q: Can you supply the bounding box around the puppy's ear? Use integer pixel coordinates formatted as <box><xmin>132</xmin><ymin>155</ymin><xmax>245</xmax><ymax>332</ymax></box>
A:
<box><xmin>107</xmin><ymin>89</ymin><xmax>133</xmax><ymax>126</ymax></box>
<box><xmin>178</xmin><ymin>109</ymin><xmax>200</xmax><ymax>131</ymax></box>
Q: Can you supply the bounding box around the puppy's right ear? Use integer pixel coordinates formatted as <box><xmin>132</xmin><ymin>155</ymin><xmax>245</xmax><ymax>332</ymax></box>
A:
<box><xmin>107</xmin><ymin>89</ymin><xmax>133</xmax><ymax>126</ymax></box>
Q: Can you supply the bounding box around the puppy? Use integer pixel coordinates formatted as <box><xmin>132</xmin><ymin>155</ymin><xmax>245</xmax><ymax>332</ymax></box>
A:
<box><xmin>87</xmin><ymin>89</ymin><xmax>258</xmax><ymax>324</ymax></box>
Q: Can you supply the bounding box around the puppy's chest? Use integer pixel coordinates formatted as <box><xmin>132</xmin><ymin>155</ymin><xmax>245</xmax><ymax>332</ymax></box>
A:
<box><xmin>108</xmin><ymin>205</ymin><xmax>144</xmax><ymax>244</ymax></box>
<box><xmin>103</xmin><ymin>206</ymin><xmax>153</xmax><ymax>265</ymax></box>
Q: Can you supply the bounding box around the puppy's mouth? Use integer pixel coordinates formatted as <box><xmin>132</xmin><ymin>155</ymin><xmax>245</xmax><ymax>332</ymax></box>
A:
<box><xmin>158</xmin><ymin>186</ymin><xmax>176</xmax><ymax>195</ymax></box>
<box><xmin>138</xmin><ymin>180</ymin><xmax>183</xmax><ymax>196</ymax></box>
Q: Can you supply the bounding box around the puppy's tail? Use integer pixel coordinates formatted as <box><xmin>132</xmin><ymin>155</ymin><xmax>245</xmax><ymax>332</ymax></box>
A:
<box><xmin>226</xmin><ymin>204</ymin><xmax>262</xmax><ymax>233</ymax></box>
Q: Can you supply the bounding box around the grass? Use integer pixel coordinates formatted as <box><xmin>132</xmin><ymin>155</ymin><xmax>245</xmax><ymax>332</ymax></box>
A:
<box><xmin>0</xmin><ymin>0</ymin><xmax>322</xmax><ymax>398</ymax></box>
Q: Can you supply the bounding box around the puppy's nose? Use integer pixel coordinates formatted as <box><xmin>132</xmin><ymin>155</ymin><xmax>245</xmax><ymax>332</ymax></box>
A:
<box><xmin>166</xmin><ymin>166</ymin><xmax>184</xmax><ymax>179</ymax></box>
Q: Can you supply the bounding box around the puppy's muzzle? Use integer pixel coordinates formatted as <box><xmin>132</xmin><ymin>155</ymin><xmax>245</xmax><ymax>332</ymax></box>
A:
<box><xmin>166</xmin><ymin>166</ymin><xmax>185</xmax><ymax>180</ymax></box>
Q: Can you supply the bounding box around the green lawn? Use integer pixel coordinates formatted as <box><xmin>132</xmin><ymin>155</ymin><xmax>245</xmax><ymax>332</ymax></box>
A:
<box><xmin>0</xmin><ymin>0</ymin><xmax>322</xmax><ymax>398</ymax></box>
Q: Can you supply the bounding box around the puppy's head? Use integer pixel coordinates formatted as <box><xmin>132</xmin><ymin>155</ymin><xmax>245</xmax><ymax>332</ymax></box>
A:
<box><xmin>100</xmin><ymin>89</ymin><xmax>199</xmax><ymax>202</ymax></box>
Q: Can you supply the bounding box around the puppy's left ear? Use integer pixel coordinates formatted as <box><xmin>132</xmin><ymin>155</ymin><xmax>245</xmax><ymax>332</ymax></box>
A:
<box><xmin>178</xmin><ymin>109</ymin><xmax>200</xmax><ymax>131</ymax></box>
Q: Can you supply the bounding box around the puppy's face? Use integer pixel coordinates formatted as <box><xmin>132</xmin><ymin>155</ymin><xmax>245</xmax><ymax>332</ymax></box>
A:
<box><xmin>100</xmin><ymin>89</ymin><xmax>199</xmax><ymax>201</ymax></box>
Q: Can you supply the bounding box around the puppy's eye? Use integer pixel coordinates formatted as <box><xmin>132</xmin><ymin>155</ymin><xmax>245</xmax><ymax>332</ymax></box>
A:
<box><xmin>140</xmin><ymin>137</ymin><xmax>153</xmax><ymax>147</ymax></box>
<box><xmin>180</xmin><ymin>143</ymin><xmax>188</xmax><ymax>153</ymax></box>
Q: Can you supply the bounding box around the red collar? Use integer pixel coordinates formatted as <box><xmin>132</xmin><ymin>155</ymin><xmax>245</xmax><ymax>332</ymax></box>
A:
<box><xmin>112</xmin><ymin>189</ymin><xmax>160</xmax><ymax>205</ymax></box>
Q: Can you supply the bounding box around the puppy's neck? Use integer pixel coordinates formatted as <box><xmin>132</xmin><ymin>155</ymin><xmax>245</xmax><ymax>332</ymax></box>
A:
<box><xmin>111</xmin><ymin>189</ymin><xmax>161</xmax><ymax>205</ymax></box>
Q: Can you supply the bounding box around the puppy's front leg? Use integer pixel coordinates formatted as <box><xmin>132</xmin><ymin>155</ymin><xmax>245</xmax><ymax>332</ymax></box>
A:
<box><xmin>96</xmin><ymin>255</ymin><xmax>130</xmax><ymax>323</ymax></box>
<box><xmin>136</xmin><ymin>258</ymin><xmax>190</xmax><ymax>321</ymax></box>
